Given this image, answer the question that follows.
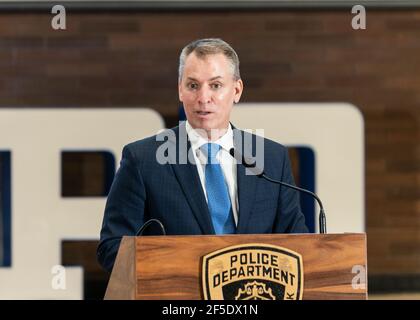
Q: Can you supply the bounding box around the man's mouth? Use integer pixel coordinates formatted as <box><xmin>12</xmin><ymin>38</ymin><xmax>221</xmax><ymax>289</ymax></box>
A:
<box><xmin>196</xmin><ymin>111</ymin><xmax>212</xmax><ymax>116</ymax></box>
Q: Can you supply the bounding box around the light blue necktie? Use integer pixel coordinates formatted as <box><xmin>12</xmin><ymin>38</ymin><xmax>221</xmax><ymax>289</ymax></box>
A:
<box><xmin>203</xmin><ymin>143</ymin><xmax>236</xmax><ymax>234</ymax></box>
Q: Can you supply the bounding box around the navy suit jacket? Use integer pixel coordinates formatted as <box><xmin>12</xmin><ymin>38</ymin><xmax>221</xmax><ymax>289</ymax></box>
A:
<box><xmin>97</xmin><ymin>122</ymin><xmax>308</xmax><ymax>272</ymax></box>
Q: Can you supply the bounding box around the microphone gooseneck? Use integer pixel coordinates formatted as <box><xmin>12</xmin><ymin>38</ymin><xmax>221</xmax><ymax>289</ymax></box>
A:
<box><xmin>229</xmin><ymin>148</ymin><xmax>327</xmax><ymax>234</ymax></box>
<box><xmin>136</xmin><ymin>219</ymin><xmax>167</xmax><ymax>236</ymax></box>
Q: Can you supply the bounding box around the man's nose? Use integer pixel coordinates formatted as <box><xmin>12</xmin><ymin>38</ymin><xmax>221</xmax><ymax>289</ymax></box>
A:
<box><xmin>197</xmin><ymin>87</ymin><xmax>212</xmax><ymax>104</ymax></box>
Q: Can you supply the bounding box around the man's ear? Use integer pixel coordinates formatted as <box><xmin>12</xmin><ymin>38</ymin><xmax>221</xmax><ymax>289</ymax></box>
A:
<box><xmin>234</xmin><ymin>79</ymin><xmax>244</xmax><ymax>104</ymax></box>
<box><xmin>178</xmin><ymin>82</ymin><xmax>183</xmax><ymax>102</ymax></box>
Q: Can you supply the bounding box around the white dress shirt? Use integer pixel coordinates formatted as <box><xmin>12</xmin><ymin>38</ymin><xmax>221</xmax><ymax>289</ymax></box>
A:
<box><xmin>185</xmin><ymin>120</ymin><xmax>239</xmax><ymax>226</ymax></box>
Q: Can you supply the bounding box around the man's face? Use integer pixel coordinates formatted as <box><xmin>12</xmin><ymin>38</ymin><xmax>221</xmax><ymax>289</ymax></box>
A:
<box><xmin>179</xmin><ymin>52</ymin><xmax>243</xmax><ymax>135</ymax></box>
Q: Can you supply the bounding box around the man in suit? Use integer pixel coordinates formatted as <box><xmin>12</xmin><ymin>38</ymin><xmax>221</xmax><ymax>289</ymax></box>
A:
<box><xmin>97</xmin><ymin>38</ymin><xmax>308</xmax><ymax>273</ymax></box>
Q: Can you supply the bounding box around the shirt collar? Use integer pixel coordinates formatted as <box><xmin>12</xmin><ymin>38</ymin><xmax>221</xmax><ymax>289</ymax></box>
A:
<box><xmin>186</xmin><ymin>120</ymin><xmax>234</xmax><ymax>155</ymax></box>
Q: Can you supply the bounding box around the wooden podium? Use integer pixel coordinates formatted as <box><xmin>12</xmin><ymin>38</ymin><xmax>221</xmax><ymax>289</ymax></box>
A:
<box><xmin>104</xmin><ymin>233</ymin><xmax>367</xmax><ymax>300</ymax></box>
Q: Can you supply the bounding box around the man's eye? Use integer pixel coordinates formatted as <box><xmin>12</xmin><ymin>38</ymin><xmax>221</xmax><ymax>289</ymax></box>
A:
<box><xmin>188</xmin><ymin>83</ymin><xmax>198</xmax><ymax>90</ymax></box>
<box><xmin>211</xmin><ymin>83</ymin><xmax>222</xmax><ymax>89</ymax></box>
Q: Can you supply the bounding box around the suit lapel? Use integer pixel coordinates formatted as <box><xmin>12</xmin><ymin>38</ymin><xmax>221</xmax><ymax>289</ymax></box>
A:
<box><xmin>233</xmin><ymin>127</ymin><xmax>258</xmax><ymax>233</ymax></box>
<box><xmin>169</xmin><ymin>123</ymin><xmax>215</xmax><ymax>234</ymax></box>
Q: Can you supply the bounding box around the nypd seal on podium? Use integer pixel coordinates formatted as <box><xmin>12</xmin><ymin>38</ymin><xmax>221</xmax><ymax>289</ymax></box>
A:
<box><xmin>202</xmin><ymin>244</ymin><xmax>303</xmax><ymax>300</ymax></box>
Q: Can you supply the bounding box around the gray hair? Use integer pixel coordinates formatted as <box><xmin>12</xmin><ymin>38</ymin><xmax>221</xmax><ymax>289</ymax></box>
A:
<box><xmin>178</xmin><ymin>38</ymin><xmax>241</xmax><ymax>82</ymax></box>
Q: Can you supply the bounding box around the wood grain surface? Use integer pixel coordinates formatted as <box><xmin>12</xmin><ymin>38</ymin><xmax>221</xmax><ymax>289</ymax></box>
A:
<box><xmin>117</xmin><ymin>233</ymin><xmax>369</xmax><ymax>300</ymax></box>
<box><xmin>104</xmin><ymin>237</ymin><xmax>135</xmax><ymax>300</ymax></box>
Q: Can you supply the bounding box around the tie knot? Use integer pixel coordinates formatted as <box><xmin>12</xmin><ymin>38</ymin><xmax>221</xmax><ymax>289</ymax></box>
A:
<box><xmin>202</xmin><ymin>143</ymin><xmax>221</xmax><ymax>162</ymax></box>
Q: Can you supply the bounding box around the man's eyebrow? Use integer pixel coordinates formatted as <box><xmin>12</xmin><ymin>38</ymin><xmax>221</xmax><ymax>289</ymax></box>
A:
<box><xmin>186</xmin><ymin>76</ymin><xmax>223</xmax><ymax>81</ymax></box>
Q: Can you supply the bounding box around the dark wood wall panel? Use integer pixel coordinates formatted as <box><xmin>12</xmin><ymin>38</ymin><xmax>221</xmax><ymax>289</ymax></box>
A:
<box><xmin>1</xmin><ymin>10</ymin><xmax>419</xmax><ymax>278</ymax></box>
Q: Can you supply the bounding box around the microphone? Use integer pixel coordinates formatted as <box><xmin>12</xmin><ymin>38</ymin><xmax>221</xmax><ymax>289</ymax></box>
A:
<box><xmin>136</xmin><ymin>219</ymin><xmax>167</xmax><ymax>236</ymax></box>
<box><xmin>229</xmin><ymin>148</ymin><xmax>327</xmax><ymax>234</ymax></box>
